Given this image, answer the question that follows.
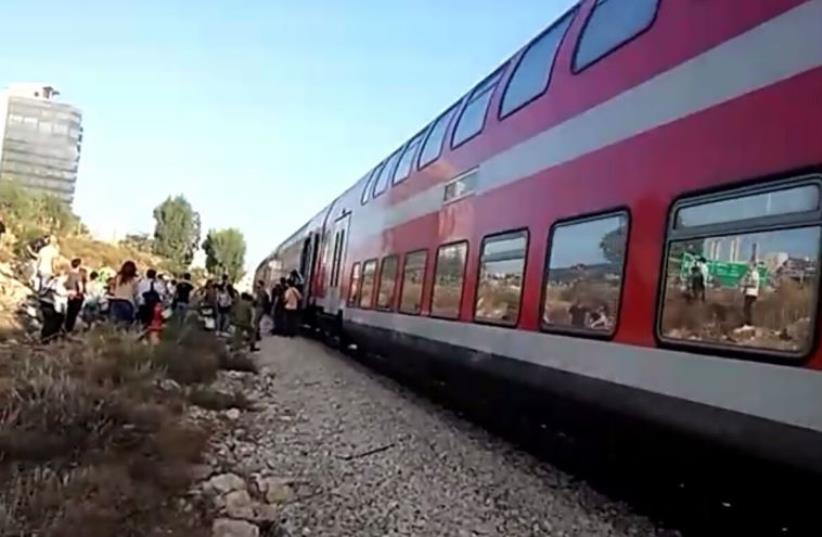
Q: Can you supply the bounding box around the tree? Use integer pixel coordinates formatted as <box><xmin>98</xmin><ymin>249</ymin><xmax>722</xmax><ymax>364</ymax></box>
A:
<box><xmin>599</xmin><ymin>222</ymin><xmax>628</xmax><ymax>266</ymax></box>
<box><xmin>202</xmin><ymin>228</ymin><xmax>246</xmax><ymax>283</ymax></box>
<box><xmin>0</xmin><ymin>181</ymin><xmax>82</xmax><ymax>235</ymax></box>
<box><xmin>152</xmin><ymin>195</ymin><xmax>200</xmax><ymax>271</ymax></box>
<box><xmin>122</xmin><ymin>233</ymin><xmax>154</xmax><ymax>252</ymax></box>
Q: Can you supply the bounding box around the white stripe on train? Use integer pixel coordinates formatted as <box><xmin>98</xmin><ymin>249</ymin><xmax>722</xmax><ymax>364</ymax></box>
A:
<box><xmin>346</xmin><ymin>308</ymin><xmax>822</xmax><ymax>434</ymax></box>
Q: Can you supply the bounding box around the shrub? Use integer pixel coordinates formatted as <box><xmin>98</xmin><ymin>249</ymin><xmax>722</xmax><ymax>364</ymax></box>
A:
<box><xmin>0</xmin><ymin>330</ymin><xmax>214</xmax><ymax>537</ymax></box>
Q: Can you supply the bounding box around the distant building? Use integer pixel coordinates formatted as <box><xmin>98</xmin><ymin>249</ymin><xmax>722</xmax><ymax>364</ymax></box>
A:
<box><xmin>0</xmin><ymin>83</ymin><xmax>83</xmax><ymax>204</ymax></box>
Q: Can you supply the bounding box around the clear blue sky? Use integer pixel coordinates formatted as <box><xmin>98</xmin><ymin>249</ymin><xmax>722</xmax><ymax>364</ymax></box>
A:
<box><xmin>0</xmin><ymin>0</ymin><xmax>576</xmax><ymax>270</ymax></box>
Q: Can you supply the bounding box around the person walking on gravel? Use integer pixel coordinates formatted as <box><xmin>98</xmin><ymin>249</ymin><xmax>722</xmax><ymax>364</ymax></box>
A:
<box><xmin>254</xmin><ymin>280</ymin><xmax>270</xmax><ymax>341</ymax></box>
<box><xmin>270</xmin><ymin>277</ymin><xmax>287</xmax><ymax>335</ymax></box>
<box><xmin>216</xmin><ymin>275</ymin><xmax>235</xmax><ymax>335</ymax></box>
<box><xmin>283</xmin><ymin>280</ymin><xmax>302</xmax><ymax>337</ymax></box>
<box><xmin>230</xmin><ymin>292</ymin><xmax>259</xmax><ymax>352</ymax></box>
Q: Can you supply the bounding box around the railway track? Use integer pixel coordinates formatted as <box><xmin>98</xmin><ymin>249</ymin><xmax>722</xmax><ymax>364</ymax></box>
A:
<box><xmin>340</xmin><ymin>338</ymin><xmax>822</xmax><ymax>537</ymax></box>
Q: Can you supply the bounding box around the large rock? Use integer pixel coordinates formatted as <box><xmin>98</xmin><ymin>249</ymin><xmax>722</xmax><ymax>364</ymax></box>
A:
<box><xmin>206</xmin><ymin>473</ymin><xmax>247</xmax><ymax>495</ymax></box>
<box><xmin>256</xmin><ymin>476</ymin><xmax>294</xmax><ymax>504</ymax></box>
<box><xmin>252</xmin><ymin>503</ymin><xmax>279</xmax><ymax>523</ymax></box>
<box><xmin>224</xmin><ymin>490</ymin><xmax>255</xmax><ymax>520</ymax></box>
<box><xmin>212</xmin><ymin>518</ymin><xmax>259</xmax><ymax>537</ymax></box>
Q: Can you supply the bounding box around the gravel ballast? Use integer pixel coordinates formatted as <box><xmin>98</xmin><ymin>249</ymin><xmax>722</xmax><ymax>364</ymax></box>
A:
<box><xmin>211</xmin><ymin>336</ymin><xmax>677</xmax><ymax>537</ymax></box>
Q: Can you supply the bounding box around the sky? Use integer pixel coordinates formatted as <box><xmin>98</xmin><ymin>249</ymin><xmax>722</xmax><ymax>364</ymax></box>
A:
<box><xmin>0</xmin><ymin>0</ymin><xmax>577</xmax><ymax>270</ymax></box>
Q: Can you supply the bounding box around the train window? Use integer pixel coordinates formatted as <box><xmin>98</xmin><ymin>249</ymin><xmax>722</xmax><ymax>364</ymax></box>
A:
<box><xmin>443</xmin><ymin>169</ymin><xmax>478</xmax><ymax>204</ymax></box>
<box><xmin>399</xmin><ymin>250</ymin><xmax>428</xmax><ymax>314</ymax></box>
<box><xmin>475</xmin><ymin>230</ymin><xmax>528</xmax><ymax>325</ymax></box>
<box><xmin>675</xmin><ymin>185</ymin><xmax>819</xmax><ymax>229</ymax></box>
<box><xmin>376</xmin><ymin>255</ymin><xmax>399</xmax><ymax>310</ymax></box>
<box><xmin>347</xmin><ymin>262</ymin><xmax>361</xmax><ymax>305</ymax></box>
<box><xmin>660</xmin><ymin>178</ymin><xmax>822</xmax><ymax>357</ymax></box>
<box><xmin>330</xmin><ymin>229</ymin><xmax>346</xmax><ymax>287</ymax></box>
<box><xmin>543</xmin><ymin>212</ymin><xmax>629</xmax><ymax>335</ymax></box>
<box><xmin>360</xmin><ymin>171</ymin><xmax>375</xmax><ymax>205</ymax></box>
<box><xmin>500</xmin><ymin>9</ymin><xmax>576</xmax><ymax>118</ymax></box>
<box><xmin>324</xmin><ymin>231</ymin><xmax>337</xmax><ymax>288</ymax></box>
<box><xmin>419</xmin><ymin>104</ymin><xmax>458</xmax><ymax>169</ymax></box>
<box><xmin>452</xmin><ymin>68</ymin><xmax>505</xmax><ymax>148</ymax></box>
<box><xmin>359</xmin><ymin>259</ymin><xmax>378</xmax><ymax>309</ymax></box>
<box><xmin>574</xmin><ymin>0</ymin><xmax>659</xmax><ymax>72</ymax></box>
<box><xmin>373</xmin><ymin>149</ymin><xmax>403</xmax><ymax>199</ymax></box>
<box><xmin>431</xmin><ymin>241</ymin><xmax>468</xmax><ymax>319</ymax></box>
<box><xmin>394</xmin><ymin>129</ymin><xmax>427</xmax><ymax>184</ymax></box>
<box><xmin>334</xmin><ymin>229</ymin><xmax>345</xmax><ymax>287</ymax></box>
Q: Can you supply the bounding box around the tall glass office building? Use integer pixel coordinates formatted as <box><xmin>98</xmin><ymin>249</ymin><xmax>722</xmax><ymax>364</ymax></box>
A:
<box><xmin>0</xmin><ymin>84</ymin><xmax>83</xmax><ymax>205</ymax></box>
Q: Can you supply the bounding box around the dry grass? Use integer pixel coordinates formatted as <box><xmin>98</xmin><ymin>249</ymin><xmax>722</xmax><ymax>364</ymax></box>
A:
<box><xmin>188</xmin><ymin>388</ymin><xmax>254</xmax><ymax>411</ymax></box>
<box><xmin>660</xmin><ymin>278</ymin><xmax>815</xmax><ymax>351</ymax></box>
<box><xmin>475</xmin><ymin>281</ymin><xmax>521</xmax><ymax>323</ymax></box>
<box><xmin>543</xmin><ymin>280</ymin><xmax>621</xmax><ymax>328</ymax></box>
<box><xmin>0</xmin><ymin>327</ymin><xmax>223</xmax><ymax>536</ymax></box>
<box><xmin>59</xmin><ymin>235</ymin><xmax>170</xmax><ymax>274</ymax></box>
<box><xmin>399</xmin><ymin>280</ymin><xmax>423</xmax><ymax>313</ymax></box>
<box><xmin>431</xmin><ymin>286</ymin><xmax>462</xmax><ymax>318</ymax></box>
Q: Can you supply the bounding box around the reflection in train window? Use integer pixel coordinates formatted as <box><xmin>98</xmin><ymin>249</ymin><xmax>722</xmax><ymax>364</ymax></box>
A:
<box><xmin>394</xmin><ymin>130</ymin><xmax>426</xmax><ymax>184</ymax></box>
<box><xmin>399</xmin><ymin>250</ymin><xmax>428</xmax><ymax>314</ymax></box>
<box><xmin>359</xmin><ymin>260</ymin><xmax>377</xmax><ymax>309</ymax></box>
<box><xmin>332</xmin><ymin>229</ymin><xmax>345</xmax><ymax>287</ymax></box>
<box><xmin>452</xmin><ymin>68</ymin><xmax>505</xmax><ymax>148</ymax></box>
<box><xmin>360</xmin><ymin>170</ymin><xmax>376</xmax><ymax>205</ymax></box>
<box><xmin>376</xmin><ymin>255</ymin><xmax>399</xmax><ymax>310</ymax></box>
<box><xmin>500</xmin><ymin>9</ymin><xmax>576</xmax><ymax>118</ymax></box>
<box><xmin>475</xmin><ymin>231</ymin><xmax>528</xmax><ymax>324</ymax></box>
<box><xmin>574</xmin><ymin>0</ymin><xmax>659</xmax><ymax>72</ymax></box>
<box><xmin>373</xmin><ymin>150</ymin><xmax>403</xmax><ymax>199</ymax></box>
<box><xmin>661</xmin><ymin>228</ymin><xmax>821</xmax><ymax>354</ymax></box>
<box><xmin>419</xmin><ymin>104</ymin><xmax>458</xmax><ymax>169</ymax></box>
<box><xmin>347</xmin><ymin>262</ymin><xmax>361</xmax><ymax>305</ymax></box>
<box><xmin>543</xmin><ymin>213</ymin><xmax>628</xmax><ymax>334</ymax></box>
<box><xmin>431</xmin><ymin>242</ymin><xmax>468</xmax><ymax>318</ymax></box>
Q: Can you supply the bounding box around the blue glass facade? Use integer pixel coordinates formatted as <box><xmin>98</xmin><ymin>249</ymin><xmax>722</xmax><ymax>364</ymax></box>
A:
<box><xmin>0</xmin><ymin>95</ymin><xmax>83</xmax><ymax>204</ymax></box>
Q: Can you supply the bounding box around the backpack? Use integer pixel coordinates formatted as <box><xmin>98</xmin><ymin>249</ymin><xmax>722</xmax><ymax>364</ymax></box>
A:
<box><xmin>142</xmin><ymin>281</ymin><xmax>161</xmax><ymax>311</ymax></box>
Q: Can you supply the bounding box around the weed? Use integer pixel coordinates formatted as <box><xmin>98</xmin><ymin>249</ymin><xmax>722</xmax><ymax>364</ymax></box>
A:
<box><xmin>0</xmin><ymin>329</ymin><xmax>215</xmax><ymax>536</ymax></box>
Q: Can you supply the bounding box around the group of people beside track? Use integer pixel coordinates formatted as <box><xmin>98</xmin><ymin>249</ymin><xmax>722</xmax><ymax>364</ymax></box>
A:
<box><xmin>37</xmin><ymin>254</ymin><xmax>195</xmax><ymax>344</ymax></box>
<box><xmin>194</xmin><ymin>271</ymin><xmax>304</xmax><ymax>353</ymax></box>
<box><xmin>30</xmin><ymin>232</ymin><xmax>306</xmax><ymax>351</ymax></box>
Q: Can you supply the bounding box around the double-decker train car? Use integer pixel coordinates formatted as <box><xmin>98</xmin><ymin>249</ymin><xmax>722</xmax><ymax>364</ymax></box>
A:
<box><xmin>256</xmin><ymin>0</ymin><xmax>822</xmax><ymax>471</ymax></box>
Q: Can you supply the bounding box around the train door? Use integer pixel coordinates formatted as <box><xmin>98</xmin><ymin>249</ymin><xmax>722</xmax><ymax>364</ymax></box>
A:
<box><xmin>326</xmin><ymin>212</ymin><xmax>351</xmax><ymax>312</ymax></box>
<box><xmin>298</xmin><ymin>233</ymin><xmax>321</xmax><ymax>306</ymax></box>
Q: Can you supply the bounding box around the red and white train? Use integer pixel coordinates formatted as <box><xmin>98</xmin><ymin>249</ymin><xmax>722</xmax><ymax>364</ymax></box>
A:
<box><xmin>257</xmin><ymin>0</ymin><xmax>822</xmax><ymax>471</ymax></box>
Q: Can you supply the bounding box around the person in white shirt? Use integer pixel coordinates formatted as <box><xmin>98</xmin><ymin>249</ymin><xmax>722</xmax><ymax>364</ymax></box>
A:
<box><xmin>30</xmin><ymin>235</ymin><xmax>59</xmax><ymax>291</ymax></box>
<box><xmin>39</xmin><ymin>271</ymin><xmax>69</xmax><ymax>343</ymax></box>
<box><xmin>742</xmin><ymin>261</ymin><xmax>761</xmax><ymax>328</ymax></box>
<box><xmin>136</xmin><ymin>268</ymin><xmax>165</xmax><ymax>326</ymax></box>
<box><xmin>83</xmin><ymin>271</ymin><xmax>106</xmax><ymax>327</ymax></box>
